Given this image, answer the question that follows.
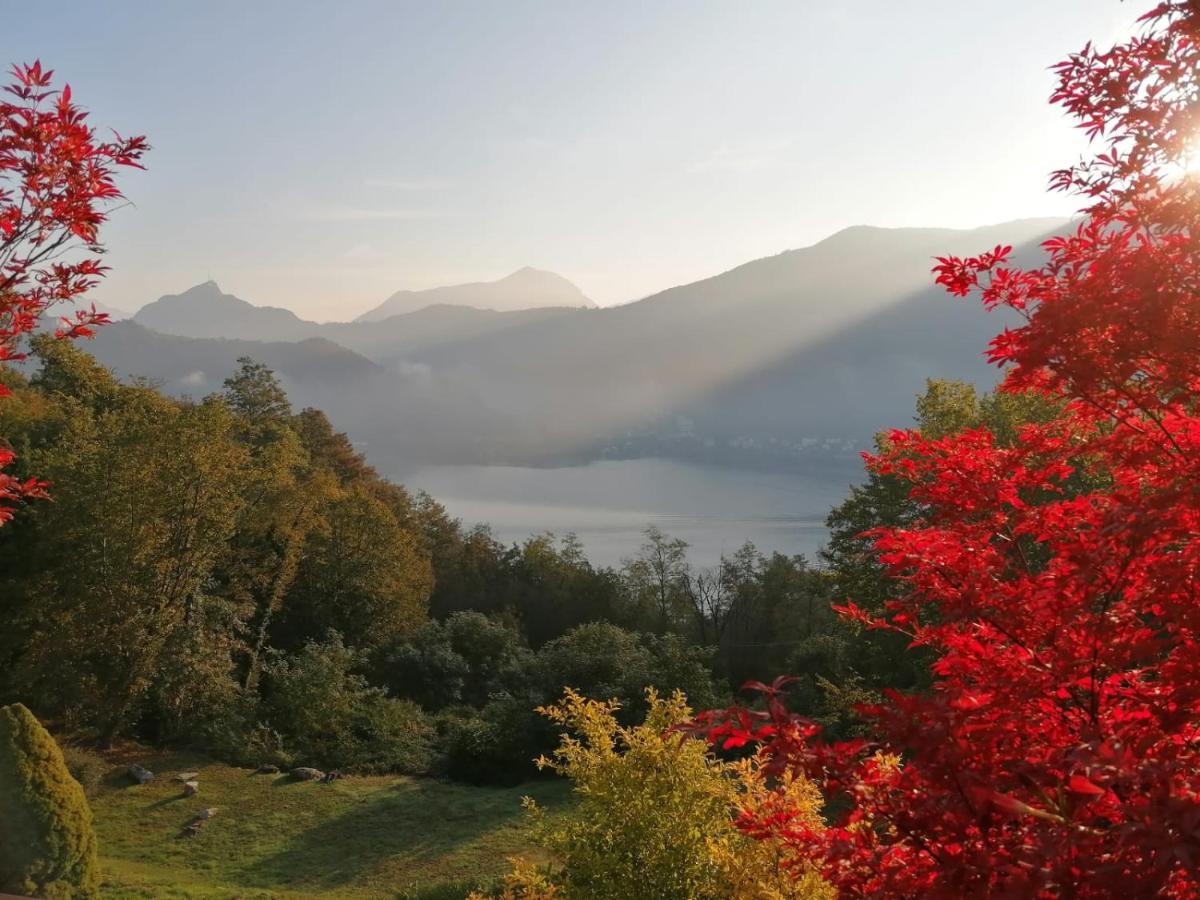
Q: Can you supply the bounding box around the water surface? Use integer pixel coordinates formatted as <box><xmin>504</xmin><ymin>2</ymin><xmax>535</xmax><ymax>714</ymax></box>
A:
<box><xmin>398</xmin><ymin>458</ymin><xmax>861</xmax><ymax>569</ymax></box>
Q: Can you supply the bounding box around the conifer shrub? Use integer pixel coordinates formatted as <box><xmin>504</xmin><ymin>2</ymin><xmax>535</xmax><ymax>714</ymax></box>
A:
<box><xmin>0</xmin><ymin>703</ymin><xmax>99</xmax><ymax>898</ymax></box>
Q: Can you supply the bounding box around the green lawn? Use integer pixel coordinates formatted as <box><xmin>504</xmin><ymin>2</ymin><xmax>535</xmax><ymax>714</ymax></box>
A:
<box><xmin>89</xmin><ymin>748</ymin><xmax>566</xmax><ymax>899</ymax></box>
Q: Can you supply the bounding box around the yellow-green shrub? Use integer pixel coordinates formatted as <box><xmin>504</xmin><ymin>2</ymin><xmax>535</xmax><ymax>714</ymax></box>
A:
<box><xmin>520</xmin><ymin>688</ymin><xmax>830</xmax><ymax>900</ymax></box>
<box><xmin>0</xmin><ymin>703</ymin><xmax>99</xmax><ymax>898</ymax></box>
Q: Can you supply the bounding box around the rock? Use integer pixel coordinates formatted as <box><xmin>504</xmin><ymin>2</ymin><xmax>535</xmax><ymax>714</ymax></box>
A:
<box><xmin>196</xmin><ymin>807</ymin><xmax>218</xmax><ymax>820</ymax></box>
<box><xmin>320</xmin><ymin>770</ymin><xmax>342</xmax><ymax>783</ymax></box>
<box><xmin>255</xmin><ymin>764</ymin><xmax>280</xmax><ymax>775</ymax></box>
<box><xmin>128</xmin><ymin>764</ymin><xmax>155</xmax><ymax>784</ymax></box>
<box><xmin>290</xmin><ymin>767</ymin><xmax>324</xmax><ymax>781</ymax></box>
<box><xmin>183</xmin><ymin>781</ymin><xmax>199</xmax><ymax>797</ymax></box>
<box><xmin>180</xmin><ymin>821</ymin><xmax>204</xmax><ymax>838</ymax></box>
<box><xmin>174</xmin><ymin>771</ymin><xmax>200</xmax><ymax>782</ymax></box>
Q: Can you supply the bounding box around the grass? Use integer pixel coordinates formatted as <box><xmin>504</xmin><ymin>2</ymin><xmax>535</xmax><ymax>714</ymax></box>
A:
<box><xmin>88</xmin><ymin>747</ymin><xmax>568</xmax><ymax>899</ymax></box>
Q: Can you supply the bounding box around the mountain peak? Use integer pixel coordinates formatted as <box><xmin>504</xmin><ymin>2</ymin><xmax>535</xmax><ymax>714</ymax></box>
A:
<box><xmin>180</xmin><ymin>279</ymin><xmax>224</xmax><ymax>297</ymax></box>
<box><xmin>134</xmin><ymin>282</ymin><xmax>311</xmax><ymax>341</ymax></box>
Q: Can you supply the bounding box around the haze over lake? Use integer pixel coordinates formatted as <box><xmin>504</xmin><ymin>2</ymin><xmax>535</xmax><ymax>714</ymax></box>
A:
<box><xmin>399</xmin><ymin>458</ymin><xmax>860</xmax><ymax>568</ymax></box>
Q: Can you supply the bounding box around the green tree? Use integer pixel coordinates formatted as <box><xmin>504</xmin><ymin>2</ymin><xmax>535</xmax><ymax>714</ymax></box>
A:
<box><xmin>275</xmin><ymin>485</ymin><xmax>432</xmax><ymax>650</ymax></box>
<box><xmin>0</xmin><ymin>704</ymin><xmax>99</xmax><ymax>899</ymax></box>
<box><xmin>535</xmin><ymin>623</ymin><xmax>654</xmax><ymax>711</ymax></box>
<box><xmin>5</xmin><ymin>348</ymin><xmax>252</xmax><ymax>739</ymax></box>
<box><xmin>622</xmin><ymin>527</ymin><xmax>692</xmax><ymax>634</ymax></box>
<box><xmin>222</xmin><ymin>357</ymin><xmax>292</xmax><ymax>423</ymax></box>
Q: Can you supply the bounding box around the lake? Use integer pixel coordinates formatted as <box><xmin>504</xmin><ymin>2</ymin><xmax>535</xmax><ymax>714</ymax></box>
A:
<box><xmin>397</xmin><ymin>458</ymin><xmax>863</xmax><ymax>569</ymax></box>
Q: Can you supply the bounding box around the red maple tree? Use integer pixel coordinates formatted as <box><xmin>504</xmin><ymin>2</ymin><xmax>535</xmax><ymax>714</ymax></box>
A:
<box><xmin>692</xmin><ymin>3</ymin><xmax>1200</xmax><ymax>895</ymax></box>
<box><xmin>0</xmin><ymin>61</ymin><xmax>146</xmax><ymax>523</ymax></box>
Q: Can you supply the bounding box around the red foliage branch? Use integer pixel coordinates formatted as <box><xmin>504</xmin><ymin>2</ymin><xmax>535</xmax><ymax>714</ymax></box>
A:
<box><xmin>0</xmin><ymin>61</ymin><xmax>146</xmax><ymax>523</ymax></box>
<box><xmin>688</xmin><ymin>3</ymin><xmax>1200</xmax><ymax>895</ymax></box>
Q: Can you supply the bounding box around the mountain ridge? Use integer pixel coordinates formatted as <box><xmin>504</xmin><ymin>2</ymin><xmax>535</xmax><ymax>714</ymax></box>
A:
<box><xmin>356</xmin><ymin>267</ymin><xmax>594</xmax><ymax>321</ymax></box>
<box><xmin>87</xmin><ymin>217</ymin><xmax>1070</xmax><ymax>471</ymax></box>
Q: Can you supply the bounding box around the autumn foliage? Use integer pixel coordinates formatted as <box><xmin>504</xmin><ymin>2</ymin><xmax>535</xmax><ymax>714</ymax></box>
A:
<box><xmin>690</xmin><ymin>3</ymin><xmax>1200</xmax><ymax>895</ymax></box>
<box><xmin>0</xmin><ymin>61</ymin><xmax>146</xmax><ymax>523</ymax></box>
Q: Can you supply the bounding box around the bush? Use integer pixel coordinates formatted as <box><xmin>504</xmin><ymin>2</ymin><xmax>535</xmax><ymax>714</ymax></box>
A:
<box><xmin>523</xmin><ymin>688</ymin><xmax>830</xmax><ymax>900</ymax></box>
<box><xmin>642</xmin><ymin>633</ymin><xmax>724</xmax><ymax>711</ymax></box>
<box><xmin>534</xmin><ymin>623</ymin><xmax>653</xmax><ymax>711</ymax></box>
<box><xmin>436</xmin><ymin>697</ymin><xmax>549</xmax><ymax>785</ymax></box>
<box><xmin>379</xmin><ymin>612</ymin><xmax>533</xmax><ymax>712</ymax></box>
<box><xmin>262</xmin><ymin>634</ymin><xmax>434</xmax><ymax>773</ymax></box>
<box><xmin>344</xmin><ymin>693</ymin><xmax>434</xmax><ymax>775</ymax></box>
<box><xmin>222</xmin><ymin>721</ymin><xmax>296</xmax><ymax>771</ymax></box>
<box><xmin>60</xmin><ymin>746</ymin><xmax>109</xmax><ymax>799</ymax></box>
<box><xmin>379</xmin><ymin>621</ymin><xmax>470</xmax><ymax>710</ymax></box>
<box><xmin>0</xmin><ymin>703</ymin><xmax>99</xmax><ymax>898</ymax></box>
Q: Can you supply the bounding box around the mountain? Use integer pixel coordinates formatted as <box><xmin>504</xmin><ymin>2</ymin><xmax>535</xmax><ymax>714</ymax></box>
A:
<box><xmin>90</xmin><ymin>218</ymin><xmax>1068</xmax><ymax>472</ymax></box>
<box><xmin>135</xmin><ymin>281</ymin><xmax>317</xmax><ymax>342</ymax></box>
<box><xmin>131</xmin><ymin>280</ymin><xmax>585</xmax><ymax>356</ymax></box>
<box><xmin>354</xmin><ymin>218</ymin><xmax>1065</xmax><ymax>467</ymax></box>
<box><xmin>85</xmin><ymin>320</ymin><xmax>389</xmax><ymax>413</ymax></box>
<box><xmin>355</xmin><ymin>267</ymin><xmax>594</xmax><ymax>321</ymax></box>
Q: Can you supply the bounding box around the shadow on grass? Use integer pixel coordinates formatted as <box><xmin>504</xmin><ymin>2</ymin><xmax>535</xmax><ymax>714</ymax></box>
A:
<box><xmin>146</xmin><ymin>793</ymin><xmax>187</xmax><ymax>810</ymax></box>
<box><xmin>234</xmin><ymin>780</ymin><xmax>542</xmax><ymax>892</ymax></box>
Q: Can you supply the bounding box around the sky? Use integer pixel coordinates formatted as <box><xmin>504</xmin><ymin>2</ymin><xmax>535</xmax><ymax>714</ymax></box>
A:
<box><xmin>2</xmin><ymin>1</ymin><xmax>1142</xmax><ymax>321</ymax></box>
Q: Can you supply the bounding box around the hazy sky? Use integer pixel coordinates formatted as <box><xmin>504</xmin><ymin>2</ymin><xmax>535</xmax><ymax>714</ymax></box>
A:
<box><xmin>3</xmin><ymin>1</ymin><xmax>1140</xmax><ymax>320</ymax></box>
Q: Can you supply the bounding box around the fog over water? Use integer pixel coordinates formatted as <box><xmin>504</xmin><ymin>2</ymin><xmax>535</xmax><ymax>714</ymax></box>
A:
<box><xmin>399</xmin><ymin>458</ymin><xmax>860</xmax><ymax>569</ymax></box>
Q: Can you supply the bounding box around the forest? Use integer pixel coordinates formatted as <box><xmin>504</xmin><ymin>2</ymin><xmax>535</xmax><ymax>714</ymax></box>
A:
<box><xmin>3</xmin><ymin>342</ymin><xmax>1011</xmax><ymax>781</ymax></box>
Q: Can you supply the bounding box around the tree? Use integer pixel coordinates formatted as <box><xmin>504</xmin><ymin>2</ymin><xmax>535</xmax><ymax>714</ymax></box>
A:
<box><xmin>379</xmin><ymin>611</ymin><xmax>531</xmax><ymax>710</ymax></box>
<box><xmin>681</xmin><ymin>562</ymin><xmax>732</xmax><ymax>646</ymax></box>
<box><xmin>5</xmin><ymin>353</ymin><xmax>251</xmax><ymax>740</ymax></box>
<box><xmin>221</xmin><ymin>356</ymin><xmax>293</xmax><ymax>452</ymax></box>
<box><xmin>535</xmin><ymin>622</ymin><xmax>654</xmax><ymax>711</ymax></box>
<box><xmin>622</xmin><ymin>526</ymin><xmax>692</xmax><ymax>634</ymax></box>
<box><xmin>275</xmin><ymin>484</ymin><xmax>432</xmax><ymax>651</ymax></box>
<box><xmin>692</xmin><ymin>4</ymin><xmax>1200</xmax><ymax>894</ymax></box>
<box><xmin>0</xmin><ymin>703</ymin><xmax>98</xmax><ymax>898</ymax></box>
<box><xmin>0</xmin><ymin>61</ymin><xmax>146</xmax><ymax>524</ymax></box>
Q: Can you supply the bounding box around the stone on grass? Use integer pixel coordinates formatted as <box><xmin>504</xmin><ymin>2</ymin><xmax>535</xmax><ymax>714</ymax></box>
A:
<box><xmin>182</xmin><ymin>781</ymin><xmax>199</xmax><ymax>797</ymax></box>
<box><xmin>173</xmin><ymin>771</ymin><xmax>199</xmax><ymax>782</ymax></box>
<box><xmin>290</xmin><ymin>766</ymin><xmax>324</xmax><ymax>781</ymax></box>
<box><xmin>127</xmin><ymin>764</ymin><xmax>154</xmax><ymax>784</ymax></box>
<box><xmin>255</xmin><ymin>764</ymin><xmax>279</xmax><ymax>774</ymax></box>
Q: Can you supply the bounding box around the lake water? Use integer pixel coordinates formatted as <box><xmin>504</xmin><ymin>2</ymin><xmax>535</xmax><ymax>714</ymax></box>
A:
<box><xmin>398</xmin><ymin>458</ymin><xmax>862</xmax><ymax>569</ymax></box>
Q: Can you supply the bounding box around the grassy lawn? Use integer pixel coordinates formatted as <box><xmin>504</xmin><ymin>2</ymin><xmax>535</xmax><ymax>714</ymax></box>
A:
<box><xmin>88</xmin><ymin>748</ymin><xmax>567</xmax><ymax>899</ymax></box>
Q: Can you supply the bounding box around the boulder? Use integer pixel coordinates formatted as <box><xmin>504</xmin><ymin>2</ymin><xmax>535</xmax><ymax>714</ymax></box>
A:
<box><xmin>290</xmin><ymin>767</ymin><xmax>324</xmax><ymax>781</ymax></box>
<box><xmin>196</xmin><ymin>807</ymin><xmax>218</xmax><ymax>820</ymax></box>
<box><xmin>174</xmin><ymin>771</ymin><xmax>200</xmax><ymax>782</ymax></box>
<box><xmin>182</xmin><ymin>781</ymin><xmax>199</xmax><ymax>797</ymax></box>
<box><xmin>127</xmin><ymin>764</ymin><xmax>155</xmax><ymax>784</ymax></box>
<box><xmin>255</xmin><ymin>764</ymin><xmax>280</xmax><ymax>775</ymax></box>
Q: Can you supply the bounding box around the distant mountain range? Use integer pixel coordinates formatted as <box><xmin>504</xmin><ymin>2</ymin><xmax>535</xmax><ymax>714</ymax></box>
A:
<box><xmin>356</xmin><ymin>267</ymin><xmax>594</xmax><ymax>321</ymax></box>
<box><xmin>80</xmin><ymin>218</ymin><xmax>1067</xmax><ymax>473</ymax></box>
